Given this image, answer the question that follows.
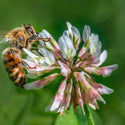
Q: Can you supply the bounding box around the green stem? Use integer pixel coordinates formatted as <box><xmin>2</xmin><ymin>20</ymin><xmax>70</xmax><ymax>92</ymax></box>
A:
<box><xmin>84</xmin><ymin>104</ymin><xmax>95</xmax><ymax>125</ymax></box>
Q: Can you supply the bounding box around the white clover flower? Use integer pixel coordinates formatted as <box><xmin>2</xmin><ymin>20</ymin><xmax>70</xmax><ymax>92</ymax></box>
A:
<box><xmin>38</xmin><ymin>30</ymin><xmax>60</xmax><ymax>52</ymax></box>
<box><xmin>23</xmin><ymin>22</ymin><xmax>118</xmax><ymax>116</ymax></box>
<box><xmin>38</xmin><ymin>47</ymin><xmax>55</xmax><ymax>65</ymax></box>
<box><xmin>58</xmin><ymin>32</ymin><xmax>76</xmax><ymax>60</ymax></box>
<box><xmin>66</xmin><ymin>22</ymin><xmax>81</xmax><ymax>49</ymax></box>
<box><xmin>82</xmin><ymin>25</ymin><xmax>91</xmax><ymax>42</ymax></box>
<box><xmin>81</xmin><ymin>25</ymin><xmax>102</xmax><ymax>55</ymax></box>
<box><xmin>89</xmin><ymin>33</ymin><xmax>102</xmax><ymax>54</ymax></box>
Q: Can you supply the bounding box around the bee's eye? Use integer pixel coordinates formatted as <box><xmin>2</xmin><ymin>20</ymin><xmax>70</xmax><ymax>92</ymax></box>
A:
<box><xmin>26</xmin><ymin>27</ymin><xmax>34</xmax><ymax>34</ymax></box>
<box><xmin>23</xmin><ymin>24</ymin><xmax>35</xmax><ymax>35</ymax></box>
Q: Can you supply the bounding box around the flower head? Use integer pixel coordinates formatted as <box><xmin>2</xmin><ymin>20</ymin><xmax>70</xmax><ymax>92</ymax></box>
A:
<box><xmin>23</xmin><ymin>22</ymin><xmax>118</xmax><ymax>115</ymax></box>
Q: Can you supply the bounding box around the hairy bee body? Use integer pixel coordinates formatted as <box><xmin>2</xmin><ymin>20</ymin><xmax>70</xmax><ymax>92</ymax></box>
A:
<box><xmin>2</xmin><ymin>24</ymin><xmax>39</xmax><ymax>88</ymax></box>
<box><xmin>2</xmin><ymin>24</ymin><xmax>50</xmax><ymax>88</ymax></box>
<box><xmin>2</xmin><ymin>48</ymin><xmax>26</xmax><ymax>88</ymax></box>
<box><xmin>5</xmin><ymin>24</ymin><xmax>37</xmax><ymax>50</ymax></box>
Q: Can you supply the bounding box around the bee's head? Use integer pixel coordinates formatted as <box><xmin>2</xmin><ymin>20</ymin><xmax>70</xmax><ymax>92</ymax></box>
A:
<box><xmin>23</xmin><ymin>24</ymin><xmax>36</xmax><ymax>36</ymax></box>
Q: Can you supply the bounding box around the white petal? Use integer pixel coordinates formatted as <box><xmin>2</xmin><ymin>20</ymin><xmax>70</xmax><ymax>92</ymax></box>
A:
<box><xmin>89</xmin><ymin>33</ymin><xmax>102</xmax><ymax>54</ymax></box>
<box><xmin>32</xmin><ymin>50</ymin><xmax>41</xmax><ymax>56</ymax></box>
<box><xmin>42</xmin><ymin>29</ymin><xmax>52</xmax><ymax>38</ymax></box>
<box><xmin>66</xmin><ymin>22</ymin><xmax>81</xmax><ymax>48</ymax></box>
<box><xmin>39</xmin><ymin>41</ymin><xmax>46</xmax><ymax>48</ymax></box>
<box><xmin>49</xmin><ymin>100</ymin><xmax>61</xmax><ymax>111</ymax></box>
<box><xmin>59</xmin><ymin>33</ymin><xmax>76</xmax><ymax>59</ymax></box>
<box><xmin>83</xmin><ymin>25</ymin><xmax>91</xmax><ymax>42</ymax></box>
<box><xmin>23</xmin><ymin>80</ymin><xmax>42</xmax><ymax>90</ymax></box>
<box><xmin>57</xmin><ymin>106</ymin><xmax>65</xmax><ymax>113</ymax></box>
<box><xmin>39</xmin><ymin>48</ymin><xmax>55</xmax><ymax>64</ymax></box>
<box><xmin>97</xmin><ymin>96</ymin><xmax>106</xmax><ymax>104</ymax></box>
<box><xmin>88</xmin><ymin>103</ymin><xmax>96</xmax><ymax>110</ymax></box>
<box><xmin>22</xmin><ymin>59</ymin><xmax>38</xmax><ymax>68</ymax></box>
<box><xmin>97</xmin><ymin>50</ymin><xmax>107</xmax><ymax>66</ymax></box>
<box><xmin>66</xmin><ymin>22</ymin><xmax>72</xmax><ymax>34</ymax></box>
<box><xmin>102</xmin><ymin>64</ymin><xmax>118</xmax><ymax>77</ymax></box>
<box><xmin>39</xmin><ymin>30</ymin><xmax>54</xmax><ymax>51</ymax></box>
<box><xmin>71</xmin><ymin>26</ymin><xmax>81</xmax><ymax>39</ymax></box>
<box><xmin>39</xmin><ymin>30</ymin><xmax>46</xmax><ymax>38</ymax></box>
<box><xmin>39</xmin><ymin>29</ymin><xmax>51</xmax><ymax>39</ymax></box>
<box><xmin>23</xmin><ymin>48</ymin><xmax>38</xmax><ymax>63</ymax></box>
<box><xmin>97</xmin><ymin>85</ymin><xmax>114</xmax><ymax>94</ymax></box>
<box><xmin>58</xmin><ymin>36</ymin><xmax>68</xmax><ymax>59</ymax></box>
<box><xmin>46</xmin><ymin>80</ymin><xmax>66</xmax><ymax>111</ymax></box>
<box><xmin>66</xmin><ymin>22</ymin><xmax>80</xmax><ymax>38</ymax></box>
<box><xmin>23</xmin><ymin>48</ymin><xmax>37</xmax><ymax>58</ymax></box>
<box><xmin>92</xmin><ymin>50</ymin><xmax>107</xmax><ymax>66</ymax></box>
<box><xmin>63</xmin><ymin>30</ymin><xmax>69</xmax><ymax>37</ymax></box>
<box><xmin>63</xmin><ymin>33</ymin><xmax>72</xmax><ymax>48</ymax></box>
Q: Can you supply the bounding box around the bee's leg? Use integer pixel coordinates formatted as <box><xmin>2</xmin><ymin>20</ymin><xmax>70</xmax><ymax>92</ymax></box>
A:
<box><xmin>31</xmin><ymin>49</ymin><xmax>38</xmax><ymax>51</ymax></box>
<box><xmin>32</xmin><ymin>44</ymin><xmax>37</xmax><ymax>47</ymax></box>
<box><xmin>36</xmin><ymin>38</ymin><xmax>51</xmax><ymax>42</ymax></box>
<box><xmin>25</xmin><ymin>35</ymin><xmax>37</xmax><ymax>48</ymax></box>
<box><xmin>20</xmin><ymin>61</ymin><xmax>36</xmax><ymax>69</ymax></box>
<box><xmin>20</xmin><ymin>61</ymin><xmax>29</xmax><ymax>68</ymax></box>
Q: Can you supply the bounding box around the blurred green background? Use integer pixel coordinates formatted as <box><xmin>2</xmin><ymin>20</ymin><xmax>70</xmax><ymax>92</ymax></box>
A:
<box><xmin>0</xmin><ymin>0</ymin><xmax>124</xmax><ymax>125</ymax></box>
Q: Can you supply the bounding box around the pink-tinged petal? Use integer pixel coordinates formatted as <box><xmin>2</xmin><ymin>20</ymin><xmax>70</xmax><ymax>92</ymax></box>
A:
<box><xmin>22</xmin><ymin>59</ymin><xmax>53</xmax><ymax>73</ymax></box>
<box><xmin>87</xmin><ymin>52</ymin><xmax>100</xmax><ymax>65</ymax></box>
<box><xmin>85</xmin><ymin>87</ymin><xmax>105</xmax><ymax>106</ymax></box>
<box><xmin>80</xmin><ymin>53</ymin><xmax>88</xmax><ymax>61</ymax></box>
<box><xmin>74</xmin><ymin>72</ymin><xmax>91</xmax><ymax>90</ymax></box>
<box><xmin>56</xmin><ymin>82</ymin><xmax>72</xmax><ymax>114</ymax></box>
<box><xmin>79</xmin><ymin>60</ymin><xmax>87</xmax><ymax>67</ymax></box>
<box><xmin>58</xmin><ymin>61</ymin><xmax>70</xmax><ymax>77</ymax></box>
<box><xmin>85</xmin><ymin>64</ymin><xmax>118</xmax><ymax>77</ymax></box>
<box><xmin>53</xmin><ymin>50</ymin><xmax>61</xmax><ymax>60</ymax></box>
<box><xmin>71</xmin><ymin>86</ymin><xmax>77</xmax><ymax>114</ymax></box>
<box><xmin>74</xmin><ymin>71</ymin><xmax>84</xmax><ymax>82</ymax></box>
<box><xmin>84</xmin><ymin>67</ymin><xmax>96</xmax><ymax>73</ymax></box>
<box><xmin>23</xmin><ymin>60</ymin><xmax>55</xmax><ymax>74</ymax></box>
<box><xmin>46</xmin><ymin>80</ymin><xmax>66</xmax><ymax>112</ymax></box>
<box><xmin>78</xmin><ymin>46</ymin><xmax>86</xmax><ymax>58</ymax></box>
<box><xmin>50</xmin><ymin>38</ymin><xmax>61</xmax><ymax>53</ymax></box>
<box><xmin>28</xmin><ymin>66</ymin><xmax>55</xmax><ymax>74</ymax></box>
<box><xmin>76</xmin><ymin>83</ymin><xmax>85</xmax><ymax>115</ymax></box>
<box><xmin>64</xmin><ymin>82</ymin><xmax>72</xmax><ymax>108</ymax></box>
<box><xmin>88</xmin><ymin>100</ymin><xmax>99</xmax><ymax>110</ymax></box>
<box><xmin>74</xmin><ymin>71</ymin><xmax>104</xmax><ymax>106</ymax></box>
<box><xmin>92</xmin><ymin>83</ymin><xmax>113</xmax><ymax>95</ymax></box>
<box><xmin>23</xmin><ymin>59</ymin><xmax>56</xmax><ymax>74</ymax></box>
<box><xmin>23</xmin><ymin>73</ymin><xmax>58</xmax><ymax>90</ymax></box>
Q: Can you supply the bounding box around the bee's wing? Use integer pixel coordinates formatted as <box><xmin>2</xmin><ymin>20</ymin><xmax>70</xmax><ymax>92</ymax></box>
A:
<box><xmin>0</xmin><ymin>30</ymin><xmax>10</xmax><ymax>43</ymax></box>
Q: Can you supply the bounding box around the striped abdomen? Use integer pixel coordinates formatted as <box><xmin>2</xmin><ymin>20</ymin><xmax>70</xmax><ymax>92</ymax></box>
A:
<box><xmin>2</xmin><ymin>48</ymin><xmax>26</xmax><ymax>88</ymax></box>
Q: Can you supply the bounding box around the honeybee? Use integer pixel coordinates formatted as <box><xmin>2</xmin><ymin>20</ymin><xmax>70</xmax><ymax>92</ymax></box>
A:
<box><xmin>2</xmin><ymin>24</ymin><xmax>50</xmax><ymax>88</ymax></box>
